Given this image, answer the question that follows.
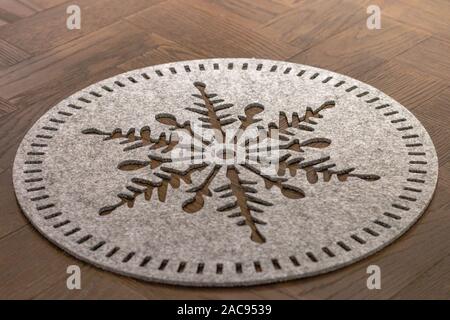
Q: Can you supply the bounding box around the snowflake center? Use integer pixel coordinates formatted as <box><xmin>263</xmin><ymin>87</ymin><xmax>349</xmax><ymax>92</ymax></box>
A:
<box><xmin>81</xmin><ymin>81</ymin><xmax>381</xmax><ymax>244</ymax></box>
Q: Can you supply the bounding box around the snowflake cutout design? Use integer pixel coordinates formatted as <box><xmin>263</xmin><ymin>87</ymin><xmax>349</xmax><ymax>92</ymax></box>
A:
<box><xmin>82</xmin><ymin>82</ymin><xmax>380</xmax><ymax>244</ymax></box>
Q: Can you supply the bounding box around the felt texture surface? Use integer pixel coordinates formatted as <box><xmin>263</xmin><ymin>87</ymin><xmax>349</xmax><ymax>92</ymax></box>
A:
<box><xmin>13</xmin><ymin>59</ymin><xmax>438</xmax><ymax>286</ymax></box>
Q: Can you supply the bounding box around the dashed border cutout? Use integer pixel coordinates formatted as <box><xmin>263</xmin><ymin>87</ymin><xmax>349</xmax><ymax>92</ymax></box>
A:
<box><xmin>21</xmin><ymin>61</ymin><xmax>431</xmax><ymax>278</ymax></box>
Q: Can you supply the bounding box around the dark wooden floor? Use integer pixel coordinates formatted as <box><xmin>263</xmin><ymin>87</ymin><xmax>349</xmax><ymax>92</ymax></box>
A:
<box><xmin>0</xmin><ymin>0</ymin><xmax>449</xmax><ymax>299</ymax></box>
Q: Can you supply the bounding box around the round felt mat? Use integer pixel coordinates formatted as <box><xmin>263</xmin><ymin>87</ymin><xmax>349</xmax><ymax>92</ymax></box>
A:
<box><xmin>13</xmin><ymin>59</ymin><xmax>438</xmax><ymax>286</ymax></box>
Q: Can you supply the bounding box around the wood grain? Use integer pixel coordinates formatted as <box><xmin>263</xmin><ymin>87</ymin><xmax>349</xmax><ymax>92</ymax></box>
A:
<box><xmin>0</xmin><ymin>39</ymin><xmax>30</xmax><ymax>68</ymax></box>
<box><xmin>0</xmin><ymin>96</ymin><xmax>16</xmax><ymax>116</ymax></box>
<box><xmin>194</xmin><ymin>0</ymin><xmax>290</xmax><ymax>26</ymax></box>
<box><xmin>0</xmin><ymin>0</ymin><xmax>38</xmax><ymax>23</ymax></box>
<box><xmin>412</xmin><ymin>87</ymin><xmax>450</xmax><ymax>165</ymax></box>
<box><xmin>263</xmin><ymin>0</ymin><xmax>369</xmax><ymax>50</ymax></box>
<box><xmin>0</xmin><ymin>226</ymin><xmax>76</xmax><ymax>299</ymax></box>
<box><xmin>289</xmin><ymin>17</ymin><xmax>430</xmax><ymax>79</ymax></box>
<box><xmin>396</xmin><ymin>37</ymin><xmax>450</xmax><ymax>82</ymax></box>
<box><xmin>382</xmin><ymin>0</ymin><xmax>450</xmax><ymax>43</ymax></box>
<box><xmin>357</xmin><ymin>60</ymin><xmax>448</xmax><ymax>112</ymax></box>
<box><xmin>0</xmin><ymin>0</ymin><xmax>449</xmax><ymax>299</ymax></box>
<box><xmin>0</xmin><ymin>0</ymin><xmax>164</xmax><ymax>55</ymax></box>
<box><xmin>117</xmin><ymin>33</ymin><xmax>207</xmax><ymax>71</ymax></box>
<box><xmin>125</xmin><ymin>0</ymin><xmax>298</xmax><ymax>60</ymax></box>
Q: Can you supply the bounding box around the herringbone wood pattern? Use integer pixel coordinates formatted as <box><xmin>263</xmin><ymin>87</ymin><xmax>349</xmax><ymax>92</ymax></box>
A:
<box><xmin>0</xmin><ymin>0</ymin><xmax>449</xmax><ymax>299</ymax></box>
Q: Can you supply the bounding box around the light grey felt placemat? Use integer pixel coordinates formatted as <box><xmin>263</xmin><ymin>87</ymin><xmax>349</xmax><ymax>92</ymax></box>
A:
<box><xmin>13</xmin><ymin>59</ymin><xmax>438</xmax><ymax>286</ymax></box>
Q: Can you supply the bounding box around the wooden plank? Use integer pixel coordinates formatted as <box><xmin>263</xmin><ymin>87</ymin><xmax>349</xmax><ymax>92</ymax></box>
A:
<box><xmin>117</xmin><ymin>277</ymin><xmax>272</xmax><ymax>299</ymax></box>
<box><xmin>262</xmin><ymin>0</ymin><xmax>369</xmax><ymax>51</ymax></box>
<box><xmin>289</xmin><ymin>17</ymin><xmax>430</xmax><ymax>79</ymax></box>
<box><xmin>0</xmin><ymin>39</ymin><xmax>30</xmax><ymax>68</ymax></box>
<box><xmin>0</xmin><ymin>96</ymin><xmax>15</xmax><ymax>115</ymax></box>
<box><xmin>118</xmin><ymin>33</ymin><xmax>207</xmax><ymax>71</ymax></box>
<box><xmin>0</xmin><ymin>0</ymin><xmax>165</xmax><ymax>55</ymax></box>
<box><xmin>382</xmin><ymin>0</ymin><xmax>450</xmax><ymax>43</ymax></box>
<box><xmin>393</xmin><ymin>250</ymin><xmax>450</xmax><ymax>299</ymax></box>
<box><xmin>21</xmin><ymin>0</ymin><xmax>69</xmax><ymax>11</ymax></box>
<box><xmin>34</xmin><ymin>266</ymin><xmax>147</xmax><ymax>299</ymax></box>
<box><xmin>412</xmin><ymin>86</ymin><xmax>450</xmax><ymax>165</ymax></box>
<box><xmin>0</xmin><ymin>168</ymin><xmax>29</xmax><ymax>238</ymax></box>
<box><xmin>358</xmin><ymin>60</ymin><xmax>448</xmax><ymax>111</ymax></box>
<box><xmin>192</xmin><ymin>0</ymin><xmax>290</xmax><ymax>26</ymax></box>
<box><xmin>125</xmin><ymin>0</ymin><xmax>299</xmax><ymax>60</ymax></box>
<box><xmin>0</xmin><ymin>226</ymin><xmax>79</xmax><ymax>299</ymax></box>
<box><xmin>0</xmin><ymin>0</ymin><xmax>38</xmax><ymax>23</ymax></box>
<box><xmin>396</xmin><ymin>37</ymin><xmax>450</xmax><ymax>82</ymax></box>
<box><xmin>271</xmin><ymin>0</ymin><xmax>303</xmax><ymax>7</ymax></box>
<box><xmin>0</xmin><ymin>20</ymin><xmax>160</xmax><ymax>102</ymax></box>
